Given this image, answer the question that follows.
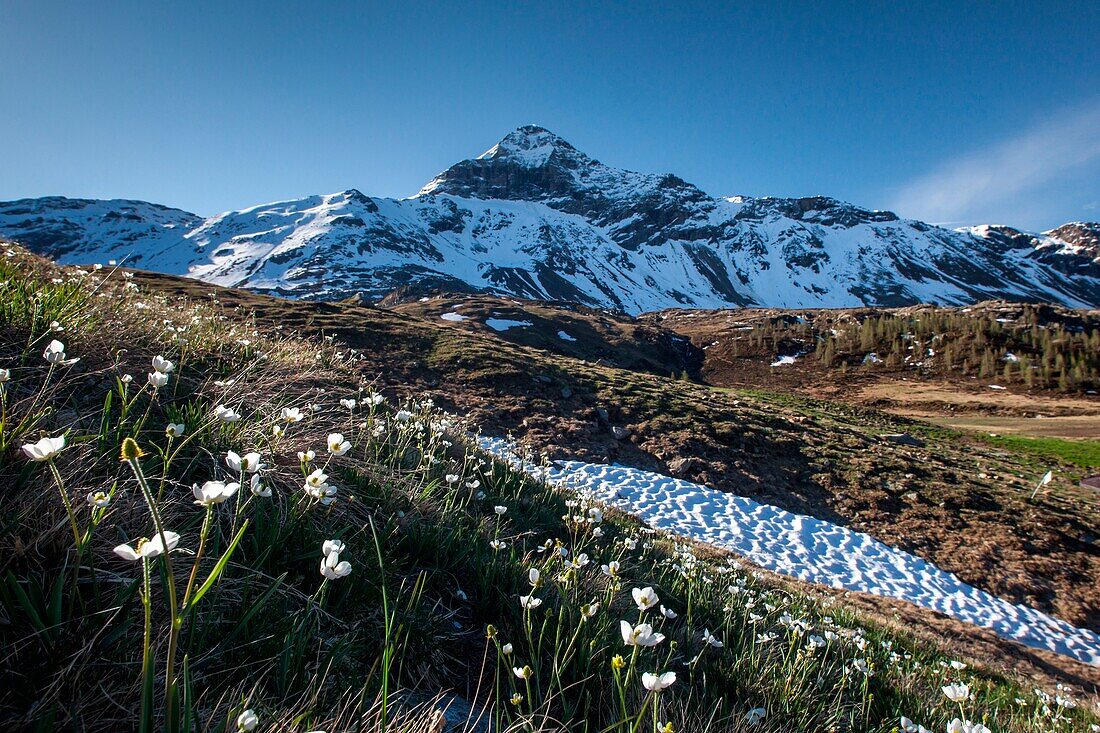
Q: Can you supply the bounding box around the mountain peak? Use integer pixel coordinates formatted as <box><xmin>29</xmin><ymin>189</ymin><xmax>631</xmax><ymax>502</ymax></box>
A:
<box><xmin>476</xmin><ymin>125</ymin><xmax>582</xmax><ymax>167</ymax></box>
<box><xmin>1045</xmin><ymin>221</ymin><xmax>1100</xmax><ymax>261</ymax></box>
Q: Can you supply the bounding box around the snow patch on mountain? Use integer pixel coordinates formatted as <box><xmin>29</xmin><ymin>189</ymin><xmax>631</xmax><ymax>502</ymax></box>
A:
<box><xmin>2</xmin><ymin>126</ymin><xmax>1099</xmax><ymax>312</ymax></box>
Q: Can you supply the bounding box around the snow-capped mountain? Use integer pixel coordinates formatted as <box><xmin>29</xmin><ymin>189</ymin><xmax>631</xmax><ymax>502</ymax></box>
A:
<box><xmin>3</xmin><ymin>125</ymin><xmax>1099</xmax><ymax>313</ymax></box>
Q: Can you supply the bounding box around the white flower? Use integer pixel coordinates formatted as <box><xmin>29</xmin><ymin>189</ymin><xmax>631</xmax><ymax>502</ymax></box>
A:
<box><xmin>215</xmin><ymin>405</ymin><xmax>241</xmax><ymax>422</ymax></box>
<box><xmin>632</xmin><ymin>586</ymin><xmax>659</xmax><ymax>611</ymax></box>
<box><xmin>21</xmin><ymin>434</ymin><xmax>66</xmax><ymax>461</ymax></box>
<box><xmin>641</xmin><ymin>671</ymin><xmax>676</xmax><ymax>692</ymax></box>
<box><xmin>304</xmin><ymin>470</ymin><xmax>336</xmax><ymax>504</ymax></box>
<box><xmin>43</xmin><ymin>339</ymin><xmax>78</xmax><ymax>365</ymax></box>
<box><xmin>395</xmin><ymin>410</ymin><xmax>413</xmax><ymax>423</ymax></box>
<box><xmin>942</xmin><ymin>683</ymin><xmax>971</xmax><ymax>703</ymax></box>
<box><xmin>620</xmin><ymin>620</ymin><xmax>665</xmax><ymax>647</ymax></box>
<box><xmin>744</xmin><ymin>708</ymin><xmax>767</xmax><ymax>726</ymax></box>
<box><xmin>702</xmin><ymin>629</ymin><xmax>723</xmax><ymax>648</ymax></box>
<box><xmin>192</xmin><ymin>480</ymin><xmax>240</xmax><ymax>506</ymax></box>
<box><xmin>528</xmin><ymin>568</ymin><xmax>541</xmax><ymax>586</ymax></box>
<box><xmin>623</xmin><ymin>537</ymin><xmax>637</xmax><ymax>550</ymax></box>
<box><xmin>519</xmin><ymin>595</ymin><xmax>542</xmax><ymax>610</ymax></box>
<box><xmin>226</xmin><ymin>450</ymin><xmax>263</xmax><ymax>473</ymax></box>
<box><xmin>151</xmin><ymin>355</ymin><xmax>174</xmax><ymax>374</ymax></box>
<box><xmin>298</xmin><ymin>449</ymin><xmax>316</xmax><ymax>463</ymax></box>
<box><xmin>281</xmin><ymin>406</ymin><xmax>304</xmax><ymax>422</ymax></box>
<box><xmin>947</xmin><ymin>720</ymin><xmax>990</xmax><ymax>733</ymax></box>
<box><xmin>494</xmin><ymin>505</ymin><xmax>507</xmax><ymax>516</ymax></box>
<box><xmin>660</xmin><ymin>605</ymin><xmax>677</xmax><ymax>620</ymax></box>
<box><xmin>320</xmin><ymin>551</ymin><xmax>351</xmax><ymax>580</ymax></box>
<box><xmin>121</xmin><ymin>374</ymin><xmax>133</xmax><ymax>384</ymax></box>
<box><xmin>306</xmin><ymin>483</ymin><xmax>337</xmax><ymax>505</ymax></box>
<box><xmin>900</xmin><ymin>717</ymin><xmax>931</xmax><ymax>733</ymax></box>
<box><xmin>489</xmin><ymin>539</ymin><xmax>506</xmax><ymax>550</ymax></box>
<box><xmin>512</xmin><ymin>665</ymin><xmax>532</xmax><ymax>680</ymax></box>
<box><xmin>249</xmin><ymin>474</ymin><xmax>270</xmax><ymax>497</ymax></box>
<box><xmin>114</xmin><ymin>531</ymin><xmax>180</xmax><ymax>561</ymax></box>
<box><xmin>166</xmin><ymin>423</ymin><xmax>186</xmax><ymax>437</ymax></box>
<box><xmin>445</xmin><ymin>474</ymin><xmax>460</xmax><ymax>484</ymax></box>
<box><xmin>601</xmin><ymin>560</ymin><xmax>620</xmax><ymax>577</ymax></box>
<box><xmin>322</xmin><ymin>539</ymin><xmax>346</xmax><ymax>556</ymax></box>
<box><xmin>236</xmin><ymin>708</ymin><xmax>259</xmax><ymax>732</ymax></box>
<box><xmin>148</xmin><ymin>371</ymin><xmax>169</xmax><ymax>388</ymax></box>
<box><xmin>581</xmin><ymin>602</ymin><xmax>599</xmax><ymax>618</ymax></box>
<box><xmin>340</xmin><ymin>398</ymin><xmax>357</xmax><ymax>410</ymax></box>
<box><xmin>502</xmin><ymin>643</ymin><xmax>513</xmax><ymax>654</ymax></box>
<box><xmin>0</xmin><ymin>368</ymin><xmax>9</xmax><ymax>382</ymax></box>
<box><xmin>466</xmin><ymin>479</ymin><xmax>481</xmax><ymax>489</ymax></box>
<box><xmin>327</xmin><ymin>432</ymin><xmax>351</xmax><ymax>456</ymax></box>
<box><xmin>86</xmin><ymin>490</ymin><xmax>111</xmax><ymax>508</ymax></box>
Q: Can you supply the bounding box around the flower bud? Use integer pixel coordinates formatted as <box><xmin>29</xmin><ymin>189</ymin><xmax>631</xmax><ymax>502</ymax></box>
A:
<box><xmin>120</xmin><ymin>437</ymin><xmax>145</xmax><ymax>461</ymax></box>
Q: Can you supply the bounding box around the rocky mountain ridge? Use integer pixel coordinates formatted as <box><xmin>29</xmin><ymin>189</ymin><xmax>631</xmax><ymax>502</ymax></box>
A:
<box><xmin>2</xmin><ymin>125</ymin><xmax>1098</xmax><ymax>312</ymax></box>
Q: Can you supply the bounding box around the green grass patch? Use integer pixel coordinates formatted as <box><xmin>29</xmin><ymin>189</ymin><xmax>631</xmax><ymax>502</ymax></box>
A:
<box><xmin>979</xmin><ymin>433</ymin><xmax>1100</xmax><ymax>470</ymax></box>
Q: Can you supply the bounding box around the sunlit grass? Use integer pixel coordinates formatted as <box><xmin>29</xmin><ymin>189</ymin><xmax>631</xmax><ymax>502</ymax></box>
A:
<box><xmin>978</xmin><ymin>434</ymin><xmax>1100</xmax><ymax>471</ymax></box>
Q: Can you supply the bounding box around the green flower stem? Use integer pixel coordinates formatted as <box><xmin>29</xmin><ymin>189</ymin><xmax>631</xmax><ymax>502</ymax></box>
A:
<box><xmin>139</xmin><ymin>557</ymin><xmax>155</xmax><ymax>733</ymax></box>
<box><xmin>612</xmin><ymin>662</ymin><xmax>629</xmax><ymax>726</ymax></box>
<box><xmin>180</xmin><ymin>505</ymin><xmax>214</xmax><ymax>613</ymax></box>
<box><xmin>47</xmin><ymin>459</ymin><xmax>81</xmax><ymax>547</ymax></box>
<box><xmin>630</xmin><ymin>693</ymin><xmax>655</xmax><ymax>733</ymax></box>
<box><xmin>156</xmin><ymin>434</ymin><xmax>174</xmax><ymax>502</ymax></box>
<box><xmin>123</xmin><ymin>451</ymin><xmax>180</xmax><ymax>728</ymax></box>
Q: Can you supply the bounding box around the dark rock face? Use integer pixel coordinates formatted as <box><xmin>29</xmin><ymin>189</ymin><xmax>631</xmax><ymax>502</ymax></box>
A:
<box><xmin>421</xmin><ymin>125</ymin><xmax>717</xmax><ymax>251</ymax></box>
<box><xmin>1</xmin><ymin>127</ymin><xmax>1099</xmax><ymax>312</ymax></box>
<box><xmin>1047</xmin><ymin>222</ymin><xmax>1100</xmax><ymax>261</ymax></box>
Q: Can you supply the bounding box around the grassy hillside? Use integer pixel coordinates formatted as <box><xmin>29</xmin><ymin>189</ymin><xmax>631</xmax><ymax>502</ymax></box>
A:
<box><xmin>129</xmin><ymin>271</ymin><xmax>1100</xmax><ymax>638</ymax></box>
<box><xmin>1</xmin><ymin>246</ymin><xmax>1097</xmax><ymax>732</ymax></box>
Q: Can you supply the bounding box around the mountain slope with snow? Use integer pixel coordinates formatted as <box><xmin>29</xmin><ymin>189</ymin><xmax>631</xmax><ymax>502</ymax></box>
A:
<box><xmin>2</xmin><ymin>126</ymin><xmax>1099</xmax><ymax>312</ymax></box>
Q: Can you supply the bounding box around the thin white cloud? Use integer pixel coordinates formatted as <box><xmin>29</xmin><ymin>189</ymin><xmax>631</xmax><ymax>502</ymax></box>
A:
<box><xmin>889</xmin><ymin>102</ymin><xmax>1100</xmax><ymax>226</ymax></box>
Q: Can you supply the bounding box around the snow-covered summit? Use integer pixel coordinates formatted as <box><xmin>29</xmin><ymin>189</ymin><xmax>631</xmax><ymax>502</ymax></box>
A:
<box><xmin>475</xmin><ymin>124</ymin><xmax>578</xmax><ymax>166</ymax></box>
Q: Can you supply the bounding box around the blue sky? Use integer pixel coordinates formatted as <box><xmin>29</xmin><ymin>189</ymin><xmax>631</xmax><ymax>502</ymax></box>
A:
<box><xmin>2</xmin><ymin>1</ymin><xmax>1097</xmax><ymax>230</ymax></box>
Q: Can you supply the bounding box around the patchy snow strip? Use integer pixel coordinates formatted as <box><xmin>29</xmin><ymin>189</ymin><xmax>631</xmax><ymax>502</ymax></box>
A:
<box><xmin>557</xmin><ymin>330</ymin><xmax>577</xmax><ymax>342</ymax></box>
<box><xmin>440</xmin><ymin>312</ymin><xmax>469</xmax><ymax>322</ymax></box>
<box><xmin>478</xmin><ymin>437</ymin><xmax>1100</xmax><ymax>666</ymax></box>
<box><xmin>771</xmin><ymin>355</ymin><xmax>798</xmax><ymax>367</ymax></box>
<box><xmin>485</xmin><ymin>318</ymin><xmax>532</xmax><ymax>331</ymax></box>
